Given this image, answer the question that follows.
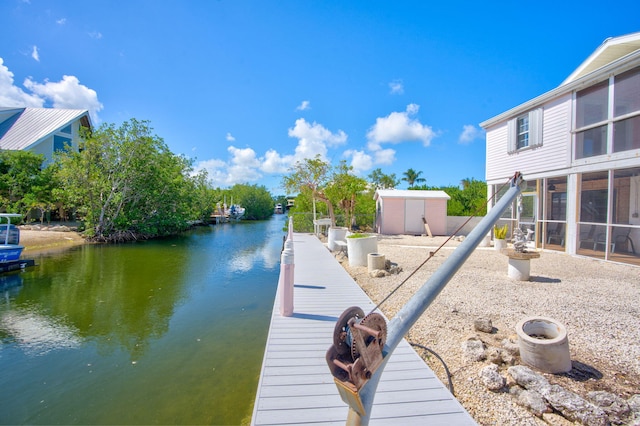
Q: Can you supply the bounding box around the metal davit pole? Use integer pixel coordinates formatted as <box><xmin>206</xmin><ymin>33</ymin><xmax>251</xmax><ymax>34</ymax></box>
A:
<box><xmin>328</xmin><ymin>173</ymin><xmax>524</xmax><ymax>425</ymax></box>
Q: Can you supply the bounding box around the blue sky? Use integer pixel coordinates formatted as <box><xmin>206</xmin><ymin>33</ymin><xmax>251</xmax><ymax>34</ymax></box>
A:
<box><xmin>1</xmin><ymin>1</ymin><xmax>639</xmax><ymax>194</ymax></box>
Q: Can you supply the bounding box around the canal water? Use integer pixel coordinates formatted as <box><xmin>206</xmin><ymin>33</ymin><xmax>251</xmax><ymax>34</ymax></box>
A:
<box><xmin>0</xmin><ymin>215</ymin><xmax>286</xmax><ymax>425</ymax></box>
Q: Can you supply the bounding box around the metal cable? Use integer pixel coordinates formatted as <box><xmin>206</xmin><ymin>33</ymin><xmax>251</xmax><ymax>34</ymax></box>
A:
<box><xmin>409</xmin><ymin>342</ymin><xmax>455</xmax><ymax>395</ymax></box>
<box><xmin>368</xmin><ymin>174</ymin><xmax>517</xmax><ymax>316</ymax></box>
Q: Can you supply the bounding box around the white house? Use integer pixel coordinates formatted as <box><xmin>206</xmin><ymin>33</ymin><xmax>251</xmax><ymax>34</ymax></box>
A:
<box><xmin>0</xmin><ymin>107</ymin><xmax>91</xmax><ymax>164</ymax></box>
<box><xmin>374</xmin><ymin>189</ymin><xmax>450</xmax><ymax>236</ymax></box>
<box><xmin>481</xmin><ymin>32</ymin><xmax>640</xmax><ymax>266</ymax></box>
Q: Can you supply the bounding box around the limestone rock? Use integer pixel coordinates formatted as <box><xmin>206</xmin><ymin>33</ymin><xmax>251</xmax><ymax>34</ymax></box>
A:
<box><xmin>479</xmin><ymin>364</ymin><xmax>505</xmax><ymax>391</ymax></box>
<box><xmin>501</xmin><ymin>337</ymin><xmax>520</xmax><ymax>356</ymax></box>
<box><xmin>474</xmin><ymin>318</ymin><xmax>493</xmax><ymax>333</ymax></box>
<box><xmin>587</xmin><ymin>391</ymin><xmax>630</xmax><ymax>425</ymax></box>
<box><xmin>508</xmin><ymin>365</ymin><xmax>551</xmax><ymax>393</ymax></box>
<box><xmin>462</xmin><ymin>338</ymin><xmax>486</xmax><ymax>362</ymax></box>
<box><xmin>500</xmin><ymin>350</ymin><xmax>515</xmax><ymax>366</ymax></box>
<box><xmin>485</xmin><ymin>347</ymin><xmax>502</xmax><ymax>365</ymax></box>
<box><xmin>627</xmin><ymin>394</ymin><xmax>640</xmax><ymax>425</ymax></box>
<box><xmin>541</xmin><ymin>384</ymin><xmax>609</xmax><ymax>426</ymax></box>
<box><xmin>369</xmin><ymin>269</ymin><xmax>387</xmax><ymax>278</ymax></box>
<box><xmin>516</xmin><ymin>389</ymin><xmax>551</xmax><ymax>417</ymax></box>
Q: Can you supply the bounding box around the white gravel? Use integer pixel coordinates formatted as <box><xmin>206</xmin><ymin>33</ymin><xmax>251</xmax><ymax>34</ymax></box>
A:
<box><xmin>335</xmin><ymin>234</ymin><xmax>640</xmax><ymax>425</ymax></box>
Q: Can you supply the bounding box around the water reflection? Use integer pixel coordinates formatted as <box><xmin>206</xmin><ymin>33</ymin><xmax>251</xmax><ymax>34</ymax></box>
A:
<box><xmin>1</xmin><ymin>307</ymin><xmax>81</xmax><ymax>356</ymax></box>
<box><xmin>0</xmin><ymin>216</ymin><xmax>284</xmax><ymax>424</ymax></box>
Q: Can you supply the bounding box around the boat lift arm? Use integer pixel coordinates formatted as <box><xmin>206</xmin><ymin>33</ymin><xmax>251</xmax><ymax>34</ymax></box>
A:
<box><xmin>327</xmin><ymin>173</ymin><xmax>524</xmax><ymax>425</ymax></box>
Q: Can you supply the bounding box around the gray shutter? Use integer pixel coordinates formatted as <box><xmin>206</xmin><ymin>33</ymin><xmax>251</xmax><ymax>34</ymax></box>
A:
<box><xmin>529</xmin><ymin>108</ymin><xmax>543</xmax><ymax>147</ymax></box>
<box><xmin>507</xmin><ymin>118</ymin><xmax>516</xmax><ymax>153</ymax></box>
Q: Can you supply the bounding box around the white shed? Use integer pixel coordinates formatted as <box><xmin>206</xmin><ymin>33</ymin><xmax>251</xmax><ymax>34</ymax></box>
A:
<box><xmin>374</xmin><ymin>190</ymin><xmax>450</xmax><ymax>236</ymax></box>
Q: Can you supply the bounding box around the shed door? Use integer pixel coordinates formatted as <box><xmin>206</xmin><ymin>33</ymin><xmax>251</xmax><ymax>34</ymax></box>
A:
<box><xmin>405</xmin><ymin>199</ymin><xmax>425</xmax><ymax>235</ymax></box>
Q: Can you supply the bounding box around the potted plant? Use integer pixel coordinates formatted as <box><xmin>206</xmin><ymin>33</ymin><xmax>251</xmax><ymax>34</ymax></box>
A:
<box><xmin>494</xmin><ymin>224</ymin><xmax>508</xmax><ymax>251</ymax></box>
<box><xmin>346</xmin><ymin>233</ymin><xmax>378</xmax><ymax>267</ymax></box>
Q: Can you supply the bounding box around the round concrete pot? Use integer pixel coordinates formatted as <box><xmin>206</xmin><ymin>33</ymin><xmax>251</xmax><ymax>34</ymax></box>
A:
<box><xmin>516</xmin><ymin>316</ymin><xmax>572</xmax><ymax>373</ymax></box>
<box><xmin>494</xmin><ymin>239</ymin><xmax>507</xmax><ymax>251</ymax></box>
<box><xmin>346</xmin><ymin>234</ymin><xmax>378</xmax><ymax>267</ymax></box>
<box><xmin>327</xmin><ymin>226</ymin><xmax>348</xmax><ymax>252</ymax></box>
<box><xmin>367</xmin><ymin>253</ymin><xmax>386</xmax><ymax>272</ymax></box>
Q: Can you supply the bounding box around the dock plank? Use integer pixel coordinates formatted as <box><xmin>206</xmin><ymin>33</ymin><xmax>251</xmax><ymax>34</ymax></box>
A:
<box><xmin>251</xmin><ymin>233</ymin><xmax>476</xmax><ymax>425</ymax></box>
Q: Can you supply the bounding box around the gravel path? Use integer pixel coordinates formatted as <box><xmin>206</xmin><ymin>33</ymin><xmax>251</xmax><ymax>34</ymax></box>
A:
<box><xmin>334</xmin><ymin>234</ymin><xmax>640</xmax><ymax>425</ymax></box>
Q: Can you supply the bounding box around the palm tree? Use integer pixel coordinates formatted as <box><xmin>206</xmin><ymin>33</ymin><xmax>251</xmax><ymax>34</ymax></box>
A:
<box><xmin>402</xmin><ymin>168</ymin><xmax>426</xmax><ymax>188</ymax></box>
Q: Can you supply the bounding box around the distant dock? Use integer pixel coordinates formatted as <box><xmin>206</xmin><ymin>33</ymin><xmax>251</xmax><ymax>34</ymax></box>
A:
<box><xmin>251</xmin><ymin>233</ymin><xmax>475</xmax><ymax>425</ymax></box>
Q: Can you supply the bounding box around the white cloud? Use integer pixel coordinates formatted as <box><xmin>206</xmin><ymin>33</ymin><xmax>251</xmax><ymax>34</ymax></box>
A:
<box><xmin>89</xmin><ymin>31</ymin><xmax>102</xmax><ymax>39</ymax></box>
<box><xmin>343</xmin><ymin>150</ymin><xmax>373</xmax><ymax>174</ymax></box>
<box><xmin>226</xmin><ymin>146</ymin><xmax>263</xmax><ymax>184</ymax></box>
<box><xmin>56</xmin><ymin>18</ymin><xmax>66</xmax><ymax>25</ymax></box>
<box><xmin>373</xmin><ymin>148</ymin><xmax>396</xmax><ymax>165</ymax></box>
<box><xmin>31</xmin><ymin>46</ymin><xmax>39</xmax><ymax>62</ymax></box>
<box><xmin>342</xmin><ymin>145</ymin><xmax>396</xmax><ymax>174</ymax></box>
<box><xmin>226</xmin><ymin>132</ymin><xmax>235</xmax><ymax>141</ymax></box>
<box><xmin>261</xmin><ymin>149</ymin><xmax>292</xmax><ymax>174</ymax></box>
<box><xmin>192</xmin><ymin>118</ymin><xmax>350</xmax><ymax>188</ymax></box>
<box><xmin>459</xmin><ymin>124</ymin><xmax>483</xmax><ymax>144</ymax></box>
<box><xmin>24</xmin><ymin>74</ymin><xmax>103</xmax><ymax>123</ymax></box>
<box><xmin>0</xmin><ymin>58</ymin><xmax>44</xmax><ymax>107</ymax></box>
<box><xmin>389</xmin><ymin>79</ymin><xmax>404</xmax><ymax>95</ymax></box>
<box><xmin>296</xmin><ymin>100</ymin><xmax>310</xmax><ymax>111</ymax></box>
<box><xmin>288</xmin><ymin>118</ymin><xmax>347</xmax><ymax>161</ymax></box>
<box><xmin>366</xmin><ymin>103</ymin><xmax>436</xmax><ymax>149</ymax></box>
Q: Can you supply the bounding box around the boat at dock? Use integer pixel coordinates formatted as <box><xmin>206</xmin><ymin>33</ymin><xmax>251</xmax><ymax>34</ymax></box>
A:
<box><xmin>210</xmin><ymin>200</ymin><xmax>246</xmax><ymax>223</ymax></box>
<box><xmin>0</xmin><ymin>213</ymin><xmax>35</xmax><ymax>273</ymax></box>
<box><xmin>0</xmin><ymin>214</ymin><xmax>24</xmax><ymax>262</ymax></box>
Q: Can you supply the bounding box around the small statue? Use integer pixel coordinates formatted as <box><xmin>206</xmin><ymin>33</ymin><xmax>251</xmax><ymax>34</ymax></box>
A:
<box><xmin>512</xmin><ymin>228</ymin><xmax>534</xmax><ymax>253</ymax></box>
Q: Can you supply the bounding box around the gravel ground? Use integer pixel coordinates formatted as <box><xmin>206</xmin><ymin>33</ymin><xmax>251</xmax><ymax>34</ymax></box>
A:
<box><xmin>333</xmin><ymin>234</ymin><xmax>640</xmax><ymax>425</ymax></box>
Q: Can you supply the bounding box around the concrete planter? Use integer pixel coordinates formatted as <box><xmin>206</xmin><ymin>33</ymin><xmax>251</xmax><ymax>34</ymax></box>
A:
<box><xmin>494</xmin><ymin>239</ymin><xmax>507</xmax><ymax>251</ymax></box>
<box><xmin>516</xmin><ymin>316</ymin><xmax>572</xmax><ymax>373</ymax></box>
<box><xmin>327</xmin><ymin>227</ymin><xmax>349</xmax><ymax>252</ymax></box>
<box><xmin>367</xmin><ymin>253</ymin><xmax>386</xmax><ymax>272</ymax></box>
<box><xmin>346</xmin><ymin>234</ymin><xmax>378</xmax><ymax>267</ymax></box>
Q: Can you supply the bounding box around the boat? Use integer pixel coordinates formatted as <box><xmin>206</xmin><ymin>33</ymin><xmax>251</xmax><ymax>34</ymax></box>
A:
<box><xmin>275</xmin><ymin>203</ymin><xmax>283</xmax><ymax>214</ymax></box>
<box><xmin>0</xmin><ymin>213</ymin><xmax>24</xmax><ymax>262</ymax></box>
<box><xmin>227</xmin><ymin>204</ymin><xmax>245</xmax><ymax>220</ymax></box>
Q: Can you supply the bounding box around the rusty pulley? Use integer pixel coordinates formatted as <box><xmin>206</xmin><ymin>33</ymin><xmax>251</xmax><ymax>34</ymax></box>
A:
<box><xmin>326</xmin><ymin>306</ymin><xmax>387</xmax><ymax>414</ymax></box>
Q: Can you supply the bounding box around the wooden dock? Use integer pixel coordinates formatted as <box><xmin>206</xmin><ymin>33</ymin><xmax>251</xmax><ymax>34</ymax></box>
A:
<box><xmin>251</xmin><ymin>233</ymin><xmax>476</xmax><ymax>425</ymax></box>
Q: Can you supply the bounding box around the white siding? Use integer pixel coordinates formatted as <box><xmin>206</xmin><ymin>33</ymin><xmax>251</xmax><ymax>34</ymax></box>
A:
<box><xmin>486</xmin><ymin>94</ymin><xmax>571</xmax><ymax>183</ymax></box>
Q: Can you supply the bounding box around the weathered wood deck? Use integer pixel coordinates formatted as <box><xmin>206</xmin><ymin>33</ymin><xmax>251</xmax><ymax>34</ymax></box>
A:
<box><xmin>251</xmin><ymin>233</ymin><xmax>476</xmax><ymax>425</ymax></box>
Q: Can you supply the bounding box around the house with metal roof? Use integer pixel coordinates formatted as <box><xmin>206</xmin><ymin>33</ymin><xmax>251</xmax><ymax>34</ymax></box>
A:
<box><xmin>374</xmin><ymin>189</ymin><xmax>450</xmax><ymax>236</ymax></box>
<box><xmin>481</xmin><ymin>31</ymin><xmax>640</xmax><ymax>267</ymax></box>
<box><xmin>0</xmin><ymin>107</ymin><xmax>91</xmax><ymax>164</ymax></box>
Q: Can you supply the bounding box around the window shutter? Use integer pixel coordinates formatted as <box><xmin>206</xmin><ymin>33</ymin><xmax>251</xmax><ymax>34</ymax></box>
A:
<box><xmin>529</xmin><ymin>108</ymin><xmax>543</xmax><ymax>147</ymax></box>
<box><xmin>507</xmin><ymin>118</ymin><xmax>516</xmax><ymax>153</ymax></box>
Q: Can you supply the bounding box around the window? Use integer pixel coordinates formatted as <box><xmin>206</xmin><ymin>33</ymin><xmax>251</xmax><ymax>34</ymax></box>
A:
<box><xmin>517</xmin><ymin>115</ymin><xmax>529</xmax><ymax>149</ymax></box>
<box><xmin>54</xmin><ymin>135</ymin><xmax>72</xmax><ymax>152</ymax></box>
<box><xmin>575</xmin><ymin>67</ymin><xmax>640</xmax><ymax>159</ymax></box>
<box><xmin>580</xmin><ymin>172</ymin><xmax>609</xmax><ymax>223</ymax></box>
<box><xmin>507</xmin><ymin>108</ymin><xmax>542</xmax><ymax>153</ymax></box>
<box><xmin>613</xmin><ymin>68</ymin><xmax>640</xmax><ymax>153</ymax></box>
<box><xmin>60</xmin><ymin>124</ymin><xmax>72</xmax><ymax>134</ymax></box>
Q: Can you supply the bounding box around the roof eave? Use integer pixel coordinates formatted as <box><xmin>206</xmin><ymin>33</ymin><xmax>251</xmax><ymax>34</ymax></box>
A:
<box><xmin>480</xmin><ymin>49</ymin><xmax>640</xmax><ymax>129</ymax></box>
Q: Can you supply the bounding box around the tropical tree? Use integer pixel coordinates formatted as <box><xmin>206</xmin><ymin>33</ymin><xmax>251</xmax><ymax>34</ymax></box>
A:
<box><xmin>325</xmin><ymin>161</ymin><xmax>368</xmax><ymax>229</ymax></box>
<box><xmin>401</xmin><ymin>168</ymin><xmax>426</xmax><ymax>188</ymax></box>
<box><xmin>368</xmin><ymin>168</ymin><xmax>399</xmax><ymax>189</ymax></box>
<box><xmin>282</xmin><ymin>155</ymin><xmax>336</xmax><ymax>225</ymax></box>
<box><xmin>54</xmin><ymin>119</ymin><xmax>203</xmax><ymax>241</ymax></box>
<box><xmin>227</xmin><ymin>183</ymin><xmax>274</xmax><ymax>220</ymax></box>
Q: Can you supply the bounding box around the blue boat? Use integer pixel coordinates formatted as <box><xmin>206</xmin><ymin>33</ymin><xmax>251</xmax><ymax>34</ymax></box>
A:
<box><xmin>0</xmin><ymin>213</ymin><xmax>24</xmax><ymax>263</ymax></box>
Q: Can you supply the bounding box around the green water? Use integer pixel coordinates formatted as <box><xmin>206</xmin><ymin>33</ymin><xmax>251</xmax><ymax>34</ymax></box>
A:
<box><xmin>0</xmin><ymin>216</ymin><xmax>286</xmax><ymax>425</ymax></box>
